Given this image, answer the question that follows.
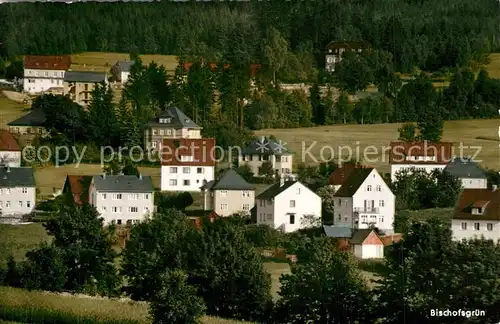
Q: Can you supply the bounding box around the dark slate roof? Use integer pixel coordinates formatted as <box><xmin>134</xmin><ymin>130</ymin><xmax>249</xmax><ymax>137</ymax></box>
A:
<box><xmin>92</xmin><ymin>175</ymin><xmax>153</xmax><ymax>193</ymax></box>
<box><xmin>116</xmin><ymin>61</ymin><xmax>133</xmax><ymax>72</ymax></box>
<box><xmin>444</xmin><ymin>157</ymin><xmax>486</xmax><ymax>179</ymax></box>
<box><xmin>64</xmin><ymin>71</ymin><xmax>107</xmax><ymax>83</ymax></box>
<box><xmin>242</xmin><ymin>136</ymin><xmax>293</xmax><ymax>155</ymax></box>
<box><xmin>323</xmin><ymin>225</ymin><xmax>353</xmax><ymax>238</ymax></box>
<box><xmin>201</xmin><ymin>169</ymin><xmax>254</xmax><ymax>191</ymax></box>
<box><xmin>149</xmin><ymin>106</ymin><xmax>201</xmax><ymax>128</ymax></box>
<box><xmin>334</xmin><ymin>168</ymin><xmax>373</xmax><ymax>197</ymax></box>
<box><xmin>350</xmin><ymin>229</ymin><xmax>379</xmax><ymax>244</ymax></box>
<box><xmin>0</xmin><ymin>167</ymin><xmax>35</xmax><ymax>187</ymax></box>
<box><xmin>7</xmin><ymin>109</ymin><xmax>46</xmax><ymax>127</ymax></box>
<box><xmin>256</xmin><ymin>181</ymin><xmax>298</xmax><ymax>199</ymax></box>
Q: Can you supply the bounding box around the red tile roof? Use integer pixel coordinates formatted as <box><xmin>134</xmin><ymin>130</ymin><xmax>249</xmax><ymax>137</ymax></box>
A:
<box><xmin>24</xmin><ymin>55</ymin><xmax>72</xmax><ymax>70</ymax></box>
<box><xmin>380</xmin><ymin>234</ymin><xmax>402</xmax><ymax>246</ymax></box>
<box><xmin>63</xmin><ymin>175</ymin><xmax>91</xmax><ymax>205</ymax></box>
<box><xmin>327</xmin><ymin>163</ymin><xmax>363</xmax><ymax>186</ymax></box>
<box><xmin>0</xmin><ymin>130</ymin><xmax>21</xmax><ymax>151</ymax></box>
<box><xmin>389</xmin><ymin>141</ymin><xmax>453</xmax><ymax>165</ymax></box>
<box><xmin>161</xmin><ymin>138</ymin><xmax>216</xmax><ymax>166</ymax></box>
<box><xmin>453</xmin><ymin>188</ymin><xmax>500</xmax><ymax>221</ymax></box>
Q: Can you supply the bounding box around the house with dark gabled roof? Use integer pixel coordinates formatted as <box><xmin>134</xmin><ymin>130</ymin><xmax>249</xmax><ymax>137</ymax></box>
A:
<box><xmin>8</xmin><ymin>108</ymin><xmax>49</xmax><ymax>144</ymax></box>
<box><xmin>444</xmin><ymin>157</ymin><xmax>487</xmax><ymax>189</ymax></box>
<box><xmin>200</xmin><ymin>168</ymin><xmax>254</xmax><ymax>217</ymax></box>
<box><xmin>452</xmin><ymin>186</ymin><xmax>500</xmax><ymax>241</ymax></box>
<box><xmin>333</xmin><ymin>167</ymin><xmax>395</xmax><ymax>234</ymax></box>
<box><xmin>0</xmin><ymin>166</ymin><xmax>36</xmax><ymax>217</ymax></box>
<box><xmin>63</xmin><ymin>71</ymin><xmax>108</xmax><ymax>106</ymax></box>
<box><xmin>238</xmin><ymin>136</ymin><xmax>294</xmax><ymax>177</ymax></box>
<box><xmin>145</xmin><ymin>106</ymin><xmax>202</xmax><ymax>151</ymax></box>
<box><xmin>255</xmin><ymin>177</ymin><xmax>321</xmax><ymax>233</ymax></box>
<box><xmin>0</xmin><ymin>129</ymin><xmax>21</xmax><ymax>167</ymax></box>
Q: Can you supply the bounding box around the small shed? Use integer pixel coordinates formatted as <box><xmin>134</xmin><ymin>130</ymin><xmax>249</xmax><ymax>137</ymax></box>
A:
<box><xmin>349</xmin><ymin>229</ymin><xmax>384</xmax><ymax>259</ymax></box>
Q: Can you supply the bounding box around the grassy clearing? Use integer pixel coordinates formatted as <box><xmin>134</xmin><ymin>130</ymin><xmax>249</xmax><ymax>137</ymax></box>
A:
<box><xmin>484</xmin><ymin>53</ymin><xmax>500</xmax><ymax>79</ymax></box>
<box><xmin>0</xmin><ymin>94</ymin><xmax>29</xmax><ymax>129</ymax></box>
<box><xmin>255</xmin><ymin>119</ymin><xmax>500</xmax><ymax>174</ymax></box>
<box><xmin>70</xmin><ymin>52</ymin><xmax>178</xmax><ymax>74</ymax></box>
<box><xmin>0</xmin><ymin>223</ymin><xmax>51</xmax><ymax>265</ymax></box>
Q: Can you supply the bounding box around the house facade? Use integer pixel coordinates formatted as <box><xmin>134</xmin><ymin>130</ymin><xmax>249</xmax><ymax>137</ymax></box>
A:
<box><xmin>144</xmin><ymin>106</ymin><xmax>202</xmax><ymax>151</ymax></box>
<box><xmin>0</xmin><ymin>130</ymin><xmax>21</xmax><ymax>167</ymax></box>
<box><xmin>389</xmin><ymin>141</ymin><xmax>453</xmax><ymax>182</ymax></box>
<box><xmin>111</xmin><ymin>61</ymin><xmax>132</xmax><ymax>84</ymax></box>
<box><xmin>160</xmin><ymin>138</ymin><xmax>216</xmax><ymax>192</ymax></box>
<box><xmin>255</xmin><ymin>179</ymin><xmax>321</xmax><ymax>233</ymax></box>
<box><xmin>350</xmin><ymin>229</ymin><xmax>384</xmax><ymax>259</ymax></box>
<box><xmin>89</xmin><ymin>174</ymin><xmax>154</xmax><ymax>225</ymax></box>
<box><xmin>444</xmin><ymin>157</ymin><xmax>487</xmax><ymax>189</ymax></box>
<box><xmin>239</xmin><ymin>137</ymin><xmax>293</xmax><ymax>176</ymax></box>
<box><xmin>201</xmin><ymin>169</ymin><xmax>254</xmax><ymax>217</ymax></box>
<box><xmin>23</xmin><ymin>55</ymin><xmax>71</xmax><ymax>94</ymax></box>
<box><xmin>7</xmin><ymin>109</ymin><xmax>49</xmax><ymax>146</ymax></box>
<box><xmin>451</xmin><ymin>186</ymin><xmax>500</xmax><ymax>241</ymax></box>
<box><xmin>0</xmin><ymin>166</ymin><xmax>36</xmax><ymax>216</ymax></box>
<box><xmin>333</xmin><ymin>167</ymin><xmax>395</xmax><ymax>234</ymax></box>
<box><xmin>63</xmin><ymin>71</ymin><xmax>108</xmax><ymax>106</ymax></box>
<box><xmin>325</xmin><ymin>41</ymin><xmax>369</xmax><ymax>72</ymax></box>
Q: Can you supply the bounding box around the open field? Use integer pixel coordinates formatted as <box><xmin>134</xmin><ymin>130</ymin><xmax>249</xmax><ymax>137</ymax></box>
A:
<box><xmin>0</xmin><ymin>286</ymin><xmax>251</xmax><ymax>324</ymax></box>
<box><xmin>484</xmin><ymin>53</ymin><xmax>500</xmax><ymax>79</ymax></box>
<box><xmin>255</xmin><ymin>119</ymin><xmax>500</xmax><ymax>174</ymax></box>
<box><xmin>70</xmin><ymin>52</ymin><xmax>178</xmax><ymax>73</ymax></box>
<box><xmin>0</xmin><ymin>223</ymin><xmax>51</xmax><ymax>265</ymax></box>
<box><xmin>0</xmin><ymin>94</ymin><xmax>29</xmax><ymax>129</ymax></box>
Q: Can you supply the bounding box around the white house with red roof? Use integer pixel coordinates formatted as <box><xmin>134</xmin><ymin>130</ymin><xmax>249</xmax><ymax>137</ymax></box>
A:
<box><xmin>0</xmin><ymin>130</ymin><xmax>21</xmax><ymax>167</ymax></box>
<box><xmin>23</xmin><ymin>55</ymin><xmax>72</xmax><ymax>94</ymax></box>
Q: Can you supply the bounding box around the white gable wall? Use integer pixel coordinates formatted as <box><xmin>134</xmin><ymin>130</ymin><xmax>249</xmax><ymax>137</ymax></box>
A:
<box><xmin>451</xmin><ymin>219</ymin><xmax>500</xmax><ymax>241</ymax></box>
<box><xmin>459</xmin><ymin>178</ymin><xmax>487</xmax><ymax>189</ymax></box>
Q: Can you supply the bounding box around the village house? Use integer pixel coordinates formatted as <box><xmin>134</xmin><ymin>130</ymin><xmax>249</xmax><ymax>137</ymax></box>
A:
<box><xmin>451</xmin><ymin>186</ymin><xmax>500</xmax><ymax>241</ymax></box>
<box><xmin>0</xmin><ymin>130</ymin><xmax>22</xmax><ymax>167</ymax></box>
<box><xmin>144</xmin><ymin>106</ymin><xmax>202</xmax><ymax>151</ymax></box>
<box><xmin>88</xmin><ymin>174</ymin><xmax>154</xmax><ymax>225</ymax></box>
<box><xmin>389</xmin><ymin>141</ymin><xmax>453</xmax><ymax>182</ymax></box>
<box><xmin>323</xmin><ymin>226</ymin><xmax>385</xmax><ymax>259</ymax></box>
<box><xmin>62</xmin><ymin>175</ymin><xmax>92</xmax><ymax>205</ymax></box>
<box><xmin>200</xmin><ymin>168</ymin><xmax>254</xmax><ymax>217</ymax></box>
<box><xmin>333</xmin><ymin>167</ymin><xmax>395</xmax><ymax>234</ymax></box>
<box><xmin>327</xmin><ymin>162</ymin><xmax>363</xmax><ymax>192</ymax></box>
<box><xmin>0</xmin><ymin>166</ymin><xmax>36</xmax><ymax>217</ymax></box>
<box><xmin>7</xmin><ymin>108</ymin><xmax>49</xmax><ymax>145</ymax></box>
<box><xmin>23</xmin><ymin>55</ymin><xmax>71</xmax><ymax>94</ymax></box>
<box><xmin>111</xmin><ymin>60</ymin><xmax>132</xmax><ymax>84</ymax></box>
<box><xmin>325</xmin><ymin>41</ymin><xmax>370</xmax><ymax>72</ymax></box>
<box><xmin>161</xmin><ymin>138</ymin><xmax>216</xmax><ymax>192</ymax></box>
<box><xmin>255</xmin><ymin>178</ymin><xmax>321</xmax><ymax>233</ymax></box>
<box><xmin>63</xmin><ymin>71</ymin><xmax>108</xmax><ymax>106</ymax></box>
<box><xmin>444</xmin><ymin>157</ymin><xmax>487</xmax><ymax>189</ymax></box>
<box><xmin>239</xmin><ymin>136</ymin><xmax>293</xmax><ymax>177</ymax></box>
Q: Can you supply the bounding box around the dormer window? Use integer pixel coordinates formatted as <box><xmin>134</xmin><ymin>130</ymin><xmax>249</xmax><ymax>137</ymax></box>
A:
<box><xmin>180</xmin><ymin>155</ymin><xmax>194</xmax><ymax>162</ymax></box>
<box><xmin>185</xmin><ymin>118</ymin><xmax>190</xmax><ymax>123</ymax></box>
<box><xmin>472</xmin><ymin>207</ymin><xmax>482</xmax><ymax>215</ymax></box>
<box><xmin>159</xmin><ymin>118</ymin><xmax>171</xmax><ymax>124</ymax></box>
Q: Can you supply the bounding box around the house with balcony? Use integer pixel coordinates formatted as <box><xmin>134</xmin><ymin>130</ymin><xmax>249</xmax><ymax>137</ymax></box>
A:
<box><xmin>88</xmin><ymin>173</ymin><xmax>154</xmax><ymax>225</ymax></box>
<box><xmin>238</xmin><ymin>136</ymin><xmax>293</xmax><ymax>177</ymax></box>
<box><xmin>451</xmin><ymin>186</ymin><xmax>500</xmax><ymax>241</ymax></box>
<box><xmin>389</xmin><ymin>141</ymin><xmax>453</xmax><ymax>182</ymax></box>
<box><xmin>0</xmin><ymin>130</ymin><xmax>22</xmax><ymax>167</ymax></box>
<box><xmin>325</xmin><ymin>41</ymin><xmax>370</xmax><ymax>72</ymax></box>
<box><xmin>63</xmin><ymin>71</ymin><xmax>108</xmax><ymax>106</ymax></box>
<box><xmin>0</xmin><ymin>166</ymin><xmax>36</xmax><ymax>217</ymax></box>
<box><xmin>200</xmin><ymin>168</ymin><xmax>254</xmax><ymax>217</ymax></box>
<box><xmin>23</xmin><ymin>55</ymin><xmax>71</xmax><ymax>94</ymax></box>
<box><xmin>444</xmin><ymin>157</ymin><xmax>487</xmax><ymax>189</ymax></box>
<box><xmin>255</xmin><ymin>177</ymin><xmax>321</xmax><ymax>233</ymax></box>
<box><xmin>7</xmin><ymin>108</ymin><xmax>49</xmax><ymax>146</ymax></box>
<box><xmin>144</xmin><ymin>106</ymin><xmax>202</xmax><ymax>151</ymax></box>
<box><xmin>333</xmin><ymin>167</ymin><xmax>395</xmax><ymax>234</ymax></box>
<box><xmin>160</xmin><ymin>138</ymin><xmax>216</xmax><ymax>192</ymax></box>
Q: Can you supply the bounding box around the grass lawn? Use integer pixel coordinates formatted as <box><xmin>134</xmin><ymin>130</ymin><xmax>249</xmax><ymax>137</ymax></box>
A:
<box><xmin>0</xmin><ymin>223</ymin><xmax>51</xmax><ymax>265</ymax></box>
<box><xmin>484</xmin><ymin>53</ymin><xmax>500</xmax><ymax>79</ymax></box>
<box><xmin>0</xmin><ymin>94</ymin><xmax>29</xmax><ymax>129</ymax></box>
<box><xmin>255</xmin><ymin>119</ymin><xmax>500</xmax><ymax>174</ymax></box>
<box><xmin>70</xmin><ymin>52</ymin><xmax>178</xmax><ymax>74</ymax></box>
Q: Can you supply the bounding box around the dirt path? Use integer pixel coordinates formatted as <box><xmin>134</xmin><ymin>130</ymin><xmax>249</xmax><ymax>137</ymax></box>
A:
<box><xmin>1</xmin><ymin>90</ymin><xmax>27</xmax><ymax>104</ymax></box>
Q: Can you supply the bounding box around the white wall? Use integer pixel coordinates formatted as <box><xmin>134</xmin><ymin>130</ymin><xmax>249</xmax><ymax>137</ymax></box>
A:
<box><xmin>391</xmin><ymin>164</ymin><xmax>446</xmax><ymax>182</ymax></box>
<box><xmin>354</xmin><ymin>244</ymin><xmax>384</xmax><ymax>259</ymax></box>
<box><xmin>0</xmin><ymin>151</ymin><xmax>21</xmax><ymax>167</ymax></box>
<box><xmin>460</xmin><ymin>178</ymin><xmax>487</xmax><ymax>189</ymax></box>
<box><xmin>121</xmin><ymin>71</ymin><xmax>130</xmax><ymax>83</ymax></box>
<box><xmin>0</xmin><ymin>186</ymin><xmax>36</xmax><ymax>216</ymax></box>
<box><xmin>23</xmin><ymin>69</ymin><xmax>65</xmax><ymax>93</ymax></box>
<box><xmin>214</xmin><ymin>189</ymin><xmax>254</xmax><ymax>217</ymax></box>
<box><xmin>161</xmin><ymin>165</ymin><xmax>215</xmax><ymax>192</ymax></box>
<box><xmin>451</xmin><ymin>219</ymin><xmax>500</xmax><ymax>241</ymax></box>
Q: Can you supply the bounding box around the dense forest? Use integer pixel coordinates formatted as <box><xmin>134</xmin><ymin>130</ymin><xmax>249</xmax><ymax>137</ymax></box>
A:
<box><xmin>0</xmin><ymin>0</ymin><xmax>499</xmax><ymax>72</ymax></box>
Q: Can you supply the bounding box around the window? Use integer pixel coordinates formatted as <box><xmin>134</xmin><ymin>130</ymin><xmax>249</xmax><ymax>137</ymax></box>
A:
<box><xmin>27</xmin><ymin>201</ymin><xmax>31</xmax><ymax>208</ymax></box>
<box><xmin>267</xmin><ymin>200</ymin><xmax>272</xmax><ymax>206</ymax></box>
<box><xmin>102</xmin><ymin>206</ymin><xmax>107</xmax><ymax>212</ymax></box>
<box><xmin>197</xmin><ymin>167</ymin><xmax>203</xmax><ymax>174</ymax></box>
<box><xmin>376</xmin><ymin>185</ymin><xmax>381</xmax><ymax>191</ymax></box>
<box><xmin>145</xmin><ymin>194</ymin><xmax>149</xmax><ymax>199</ymax></box>
<box><xmin>183</xmin><ymin>180</ymin><xmax>190</xmax><ymax>186</ymax></box>
<box><xmin>220</xmin><ymin>190</ymin><xmax>227</xmax><ymax>197</ymax></box>
<box><xmin>38</xmin><ymin>128</ymin><xmax>43</xmax><ymax>134</ymax></box>
<box><xmin>461</xmin><ymin>222</ymin><xmax>467</xmax><ymax>230</ymax></box>
<box><xmin>0</xmin><ymin>201</ymin><xmax>3</xmax><ymax>208</ymax></box>
<box><xmin>367</xmin><ymin>185</ymin><xmax>372</xmax><ymax>191</ymax></box>
<box><xmin>22</xmin><ymin>188</ymin><xmax>27</xmax><ymax>193</ymax></box>
<box><xmin>133</xmin><ymin>220</ymin><xmax>140</xmax><ymax>224</ymax></box>
<box><xmin>153</xmin><ymin>129</ymin><xmax>158</xmax><ymax>135</ymax></box>
<box><xmin>338</xmin><ymin>214</ymin><xmax>341</xmax><ymax>221</ymax></box>
<box><xmin>102</xmin><ymin>194</ymin><xmax>107</xmax><ymax>199</ymax></box>
<box><xmin>129</xmin><ymin>207</ymin><xmax>138</xmax><ymax>213</ymax></box>
<box><xmin>159</xmin><ymin>129</ymin><xmax>164</xmax><ymax>135</ymax></box>
<box><xmin>126</xmin><ymin>220</ymin><xmax>132</xmax><ymax>225</ymax></box>
<box><xmin>289</xmin><ymin>214</ymin><xmax>295</xmax><ymax>224</ymax></box>
<box><xmin>221</xmin><ymin>204</ymin><xmax>228</xmax><ymax>210</ymax></box>
<box><xmin>51</xmin><ymin>79</ymin><xmax>54</xmax><ymax>84</ymax></box>
<box><xmin>112</xmin><ymin>207</ymin><xmax>120</xmax><ymax>213</ymax></box>
<box><xmin>44</xmin><ymin>71</ymin><xmax>48</xmax><ymax>77</ymax></box>
<box><xmin>169</xmin><ymin>179</ymin><xmax>177</xmax><ymax>186</ymax></box>
<box><xmin>379</xmin><ymin>200</ymin><xmax>384</xmax><ymax>207</ymax></box>
<box><xmin>242</xmin><ymin>191</ymin><xmax>250</xmax><ymax>197</ymax></box>
<box><xmin>338</xmin><ymin>199</ymin><xmax>341</xmax><ymax>206</ymax></box>
<box><xmin>290</xmin><ymin>200</ymin><xmax>296</xmax><ymax>208</ymax></box>
<box><xmin>5</xmin><ymin>201</ymin><xmax>10</xmax><ymax>207</ymax></box>
<box><xmin>487</xmin><ymin>223</ymin><xmax>493</xmax><ymax>231</ymax></box>
<box><xmin>183</xmin><ymin>167</ymin><xmax>190</xmax><ymax>174</ymax></box>
<box><xmin>474</xmin><ymin>223</ymin><xmax>480</xmax><ymax>231</ymax></box>
<box><xmin>117</xmin><ymin>219</ymin><xmax>122</xmax><ymax>225</ymax></box>
<box><xmin>170</xmin><ymin>167</ymin><xmax>178</xmax><ymax>173</ymax></box>
<box><xmin>152</xmin><ymin>141</ymin><xmax>157</xmax><ymax>148</ymax></box>
<box><xmin>53</xmin><ymin>72</ymin><xmax>57</xmax><ymax>77</ymax></box>
<box><xmin>144</xmin><ymin>207</ymin><xmax>150</xmax><ymax>213</ymax></box>
<box><xmin>361</xmin><ymin>215</ymin><xmax>367</xmax><ymax>223</ymax></box>
<box><xmin>281</xmin><ymin>156</ymin><xmax>288</xmax><ymax>162</ymax></box>
<box><xmin>129</xmin><ymin>194</ymin><xmax>139</xmax><ymax>200</ymax></box>
<box><xmin>113</xmin><ymin>194</ymin><xmax>122</xmax><ymax>200</ymax></box>
<box><xmin>166</xmin><ymin>129</ymin><xmax>172</xmax><ymax>135</ymax></box>
<box><xmin>267</xmin><ymin>213</ymin><xmax>272</xmax><ymax>221</ymax></box>
<box><xmin>296</xmin><ymin>188</ymin><xmax>301</xmax><ymax>194</ymax></box>
<box><xmin>181</xmin><ymin>155</ymin><xmax>194</xmax><ymax>162</ymax></box>
<box><xmin>242</xmin><ymin>204</ymin><xmax>250</xmax><ymax>211</ymax></box>
<box><xmin>18</xmin><ymin>201</ymin><xmax>22</xmax><ymax>207</ymax></box>
<box><xmin>379</xmin><ymin>216</ymin><xmax>384</xmax><ymax>223</ymax></box>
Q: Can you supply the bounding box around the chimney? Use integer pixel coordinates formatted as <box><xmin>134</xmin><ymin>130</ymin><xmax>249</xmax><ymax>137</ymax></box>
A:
<box><xmin>493</xmin><ymin>185</ymin><xmax>498</xmax><ymax>191</ymax></box>
<box><xmin>5</xmin><ymin>166</ymin><xmax>10</xmax><ymax>173</ymax></box>
<box><xmin>260</xmin><ymin>136</ymin><xmax>265</xmax><ymax>143</ymax></box>
<box><xmin>139</xmin><ymin>173</ymin><xmax>143</xmax><ymax>180</ymax></box>
<box><xmin>280</xmin><ymin>175</ymin><xmax>285</xmax><ymax>187</ymax></box>
<box><xmin>102</xmin><ymin>172</ymin><xmax>106</xmax><ymax>179</ymax></box>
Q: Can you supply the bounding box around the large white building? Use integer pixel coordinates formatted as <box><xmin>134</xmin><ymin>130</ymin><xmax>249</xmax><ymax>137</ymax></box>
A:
<box><xmin>444</xmin><ymin>157</ymin><xmax>488</xmax><ymax>189</ymax></box>
<box><xmin>255</xmin><ymin>178</ymin><xmax>321</xmax><ymax>233</ymax></box>
<box><xmin>160</xmin><ymin>138</ymin><xmax>216</xmax><ymax>192</ymax></box>
<box><xmin>89</xmin><ymin>174</ymin><xmax>154</xmax><ymax>225</ymax></box>
<box><xmin>389</xmin><ymin>141</ymin><xmax>453</xmax><ymax>182</ymax></box>
<box><xmin>452</xmin><ymin>186</ymin><xmax>500</xmax><ymax>241</ymax></box>
<box><xmin>0</xmin><ymin>166</ymin><xmax>36</xmax><ymax>217</ymax></box>
<box><xmin>333</xmin><ymin>167</ymin><xmax>395</xmax><ymax>234</ymax></box>
<box><xmin>23</xmin><ymin>55</ymin><xmax>71</xmax><ymax>94</ymax></box>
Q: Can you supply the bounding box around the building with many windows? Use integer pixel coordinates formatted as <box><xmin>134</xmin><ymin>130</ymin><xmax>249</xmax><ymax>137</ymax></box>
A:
<box><xmin>0</xmin><ymin>166</ymin><xmax>36</xmax><ymax>217</ymax></box>
<box><xmin>23</xmin><ymin>55</ymin><xmax>71</xmax><ymax>94</ymax></box>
